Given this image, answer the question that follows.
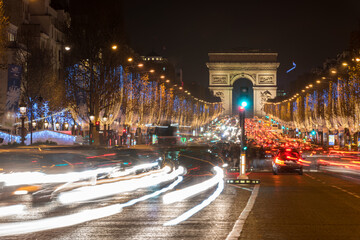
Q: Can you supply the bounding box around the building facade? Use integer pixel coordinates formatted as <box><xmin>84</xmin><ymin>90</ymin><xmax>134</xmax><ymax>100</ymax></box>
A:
<box><xmin>0</xmin><ymin>0</ymin><xmax>69</xmax><ymax>130</ymax></box>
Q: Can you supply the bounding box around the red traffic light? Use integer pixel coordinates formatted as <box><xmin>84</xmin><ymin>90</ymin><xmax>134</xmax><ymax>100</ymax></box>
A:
<box><xmin>238</xmin><ymin>106</ymin><xmax>245</xmax><ymax>112</ymax></box>
<box><xmin>95</xmin><ymin>121</ymin><xmax>100</xmax><ymax>126</ymax></box>
<box><xmin>122</xmin><ymin>128</ymin><xmax>126</xmax><ymax>133</ymax></box>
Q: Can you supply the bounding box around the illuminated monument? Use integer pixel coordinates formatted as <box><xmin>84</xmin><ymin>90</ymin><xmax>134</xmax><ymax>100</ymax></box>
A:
<box><xmin>207</xmin><ymin>51</ymin><xmax>279</xmax><ymax>117</ymax></box>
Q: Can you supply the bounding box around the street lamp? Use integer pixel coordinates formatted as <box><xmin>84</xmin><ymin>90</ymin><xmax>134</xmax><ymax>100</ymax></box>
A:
<box><xmin>32</xmin><ymin>121</ymin><xmax>36</xmax><ymax>128</ymax></box>
<box><xmin>102</xmin><ymin>114</ymin><xmax>108</xmax><ymax>145</ymax></box>
<box><xmin>55</xmin><ymin>122</ymin><xmax>60</xmax><ymax>130</ymax></box>
<box><xmin>64</xmin><ymin>122</ymin><xmax>69</xmax><ymax>130</ymax></box>
<box><xmin>19</xmin><ymin>103</ymin><xmax>27</xmax><ymax>145</ymax></box>
<box><xmin>90</xmin><ymin>115</ymin><xmax>95</xmax><ymax>122</ymax></box>
<box><xmin>44</xmin><ymin>121</ymin><xmax>49</xmax><ymax>129</ymax></box>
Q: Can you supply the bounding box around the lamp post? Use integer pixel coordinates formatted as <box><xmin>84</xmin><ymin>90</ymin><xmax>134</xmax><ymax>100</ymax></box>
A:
<box><xmin>32</xmin><ymin>121</ymin><xmax>36</xmax><ymax>129</ymax></box>
<box><xmin>102</xmin><ymin>114</ymin><xmax>108</xmax><ymax>145</ymax></box>
<box><xmin>238</xmin><ymin>102</ymin><xmax>248</xmax><ymax>179</ymax></box>
<box><xmin>19</xmin><ymin>103</ymin><xmax>27</xmax><ymax>145</ymax></box>
<box><xmin>89</xmin><ymin>114</ymin><xmax>95</xmax><ymax>145</ymax></box>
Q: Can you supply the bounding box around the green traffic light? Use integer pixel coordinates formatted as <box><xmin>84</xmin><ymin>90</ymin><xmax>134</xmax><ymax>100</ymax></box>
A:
<box><xmin>243</xmin><ymin>146</ymin><xmax>248</xmax><ymax>151</ymax></box>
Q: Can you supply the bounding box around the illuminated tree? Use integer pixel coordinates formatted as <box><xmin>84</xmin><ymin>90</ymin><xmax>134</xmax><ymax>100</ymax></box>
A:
<box><xmin>0</xmin><ymin>0</ymin><xmax>8</xmax><ymax>62</ymax></box>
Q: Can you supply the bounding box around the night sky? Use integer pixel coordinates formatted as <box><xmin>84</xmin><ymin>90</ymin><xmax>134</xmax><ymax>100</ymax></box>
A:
<box><xmin>123</xmin><ymin>0</ymin><xmax>360</xmax><ymax>91</ymax></box>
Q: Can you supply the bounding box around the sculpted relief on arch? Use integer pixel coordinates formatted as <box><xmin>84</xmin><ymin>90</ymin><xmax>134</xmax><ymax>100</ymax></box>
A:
<box><xmin>230</xmin><ymin>73</ymin><xmax>256</xmax><ymax>85</ymax></box>
<box><xmin>211</xmin><ymin>75</ymin><xmax>228</xmax><ymax>85</ymax></box>
<box><xmin>213</xmin><ymin>91</ymin><xmax>225</xmax><ymax>102</ymax></box>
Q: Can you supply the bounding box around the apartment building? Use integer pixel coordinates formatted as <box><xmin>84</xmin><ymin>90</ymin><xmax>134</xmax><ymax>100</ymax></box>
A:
<box><xmin>0</xmin><ymin>0</ymin><xmax>69</xmax><ymax>130</ymax></box>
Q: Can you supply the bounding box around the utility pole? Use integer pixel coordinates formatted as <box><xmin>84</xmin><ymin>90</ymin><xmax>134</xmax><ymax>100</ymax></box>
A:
<box><xmin>238</xmin><ymin>104</ymin><xmax>248</xmax><ymax>179</ymax></box>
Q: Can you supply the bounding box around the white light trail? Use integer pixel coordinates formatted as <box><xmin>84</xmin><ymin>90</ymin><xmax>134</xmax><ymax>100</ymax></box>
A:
<box><xmin>0</xmin><ymin>177</ymin><xmax>183</xmax><ymax>237</ymax></box>
<box><xmin>0</xmin><ymin>205</ymin><xmax>25</xmax><ymax>217</ymax></box>
<box><xmin>0</xmin><ymin>167</ymin><xmax>116</xmax><ymax>186</ymax></box>
<box><xmin>163</xmin><ymin>166</ymin><xmax>223</xmax><ymax>204</ymax></box>
<box><xmin>0</xmin><ymin>162</ymin><xmax>160</xmax><ymax>187</ymax></box>
<box><xmin>109</xmin><ymin>162</ymin><xmax>159</xmax><ymax>178</ymax></box>
<box><xmin>163</xmin><ymin>176</ymin><xmax>224</xmax><ymax>226</ymax></box>
<box><xmin>13</xmin><ymin>190</ymin><xmax>28</xmax><ymax>195</ymax></box>
<box><xmin>58</xmin><ymin>166</ymin><xmax>185</xmax><ymax>205</ymax></box>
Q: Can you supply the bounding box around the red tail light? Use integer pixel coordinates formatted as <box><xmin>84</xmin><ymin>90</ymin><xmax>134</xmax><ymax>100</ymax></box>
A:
<box><xmin>275</xmin><ymin>158</ymin><xmax>285</xmax><ymax>165</ymax></box>
<box><xmin>298</xmin><ymin>158</ymin><xmax>311</xmax><ymax>166</ymax></box>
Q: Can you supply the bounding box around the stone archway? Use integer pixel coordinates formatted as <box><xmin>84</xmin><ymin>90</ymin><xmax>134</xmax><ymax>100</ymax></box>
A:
<box><xmin>232</xmin><ymin>77</ymin><xmax>254</xmax><ymax>117</ymax></box>
<box><xmin>207</xmin><ymin>51</ymin><xmax>279</xmax><ymax>116</ymax></box>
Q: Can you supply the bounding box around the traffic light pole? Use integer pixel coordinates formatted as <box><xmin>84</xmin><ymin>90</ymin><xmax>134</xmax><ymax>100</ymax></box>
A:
<box><xmin>238</xmin><ymin>107</ymin><xmax>248</xmax><ymax>179</ymax></box>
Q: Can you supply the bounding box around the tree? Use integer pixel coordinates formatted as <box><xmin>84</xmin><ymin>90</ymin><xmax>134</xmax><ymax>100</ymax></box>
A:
<box><xmin>65</xmin><ymin>1</ymin><xmax>131</xmax><ymax>145</ymax></box>
<box><xmin>0</xmin><ymin>0</ymin><xmax>8</xmax><ymax>62</ymax></box>
<box><xmin>16</xmin><ymin>28</ymin><xmax>60</xmax><ymax>144</ymax></box>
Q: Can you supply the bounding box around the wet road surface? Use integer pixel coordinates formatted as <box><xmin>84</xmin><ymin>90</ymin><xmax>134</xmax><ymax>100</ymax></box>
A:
<box><xmin>1</xmin><ymin>147</ymin><xmax>360</xmax><ymax>239</ymax></box>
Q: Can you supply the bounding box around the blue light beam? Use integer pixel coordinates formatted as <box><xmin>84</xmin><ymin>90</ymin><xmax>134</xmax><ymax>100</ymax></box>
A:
<box><xmin>286</xmin><ymin>61</ymin><xmax>296</xmax><ymax>73</ymax></box>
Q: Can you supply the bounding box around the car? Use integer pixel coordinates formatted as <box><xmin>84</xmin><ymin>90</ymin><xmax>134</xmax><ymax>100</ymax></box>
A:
<box><xmin>272</xmin><ymin>148</ymin><xmax>305</xmax><ymax>175</ymax></box>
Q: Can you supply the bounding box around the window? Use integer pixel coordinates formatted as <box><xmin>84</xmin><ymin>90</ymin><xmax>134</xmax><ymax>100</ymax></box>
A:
<box><xmin>8</xmin><ymin>33</ymin><xmax>15</xmax><ymax>42</ymax></box>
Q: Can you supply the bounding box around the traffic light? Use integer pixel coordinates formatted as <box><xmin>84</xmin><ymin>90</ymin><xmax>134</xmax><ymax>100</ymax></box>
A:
<box><xmin>243</xmin><ymin>146</ymin><xmax>248</xmax><ymax>151</ymax></box>
<box><xmin>311</xmin><ymin>129</ymin><xmax>316</xmax><ymax>136</ymax></box>
<box><xmin>241</xmin><ymin>101</ymin><xmax>248</xmax><ymax>108</ymax></box>
<box><xmin>122</xmin><ymin>128</ymin><xmax>127</xmax><ymax>135</ymax></box>
<box><xmin>95</xmin><ymin>121</ymin><xmax>100</xmax><ymax>131</ymax></box>
<box><xmin>238</xmin><ymin>106</ymin><xmax>245</xmax><ymax>128</ymax></box>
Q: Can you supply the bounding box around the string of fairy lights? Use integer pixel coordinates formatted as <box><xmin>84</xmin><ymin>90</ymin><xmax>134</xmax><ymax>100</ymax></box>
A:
<box><xmin>126</xmin><ymin>56</ymin><xmax>221</xmax><ymax>106</ymax></box>
<box><xmin>265</xmin><ymin>57</ymin><xmax>360</xmax><ymax>106</ymax></box>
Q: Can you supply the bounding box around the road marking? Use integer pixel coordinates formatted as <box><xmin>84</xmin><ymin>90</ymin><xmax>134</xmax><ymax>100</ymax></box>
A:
<box><xmin>226</xmin><ymin>184</ymin><xmax>260</xmax><ymax>240</ymax></box>
<box><xmin>331</xmin><ymin>185</ymin><xmax>360</xmax><ymax>199</ymax></box>
<box><xmin>304</xmin><ymin>173</ymin><xmax>315</xmax><ymax>179</ymax></box>
<box><xmin>229</xmin><ymin>184</ymin><xmax>253</xmax><ymax>192</ymax></box>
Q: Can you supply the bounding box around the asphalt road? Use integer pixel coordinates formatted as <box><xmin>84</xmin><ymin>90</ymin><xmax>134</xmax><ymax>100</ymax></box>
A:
<box><xmin>240</xmin><ymin>171</ymin><xmax>360</xmax><ymax>240</ymax></box>
<box><xmin>1</xmin><ymin>146</ymin><xmax>360</xmax><ymax>239</ymax></box>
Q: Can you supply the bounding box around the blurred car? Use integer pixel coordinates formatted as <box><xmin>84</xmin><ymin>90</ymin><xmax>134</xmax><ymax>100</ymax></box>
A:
<box><xmin>272</xmin><ymin>148</ymin><xmax>305</xmax><ymax>175</ymax></box>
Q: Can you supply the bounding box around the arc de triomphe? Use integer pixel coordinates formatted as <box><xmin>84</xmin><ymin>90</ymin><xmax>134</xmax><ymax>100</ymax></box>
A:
<box><xmin>207</xmin><ymin>52</ymin><xmax>279</xmax><ymax>116</ymax></box>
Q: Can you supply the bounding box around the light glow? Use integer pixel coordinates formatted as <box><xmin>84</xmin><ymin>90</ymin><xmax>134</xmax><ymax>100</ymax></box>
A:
<box><xmin>0</xmin><ymin>205</ymin><xmax>25</xmax><ymax>217</ymax></box>
<box><xmin>163</xmin><ymin>166</ymin><xmax>223</xmax><ymax>204</ymax></box>
<box><xmin>163</xmin><ymin>174</ymin><xmax>224</xmax><ymax>226</ymax></box>
<box><xmin>0</xmin><ymin>177</ymin><xmax>183</xmax><ymax>237</ymax></box>
<box><xmin>0</xmin><ymin>167</ymin><xmax>116</xmax><ymax>186</ymax></box>
<box><xmin>58</xmin><ymin>166</ymin><xmax>185</xmax><ymax>205</ymax></box>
